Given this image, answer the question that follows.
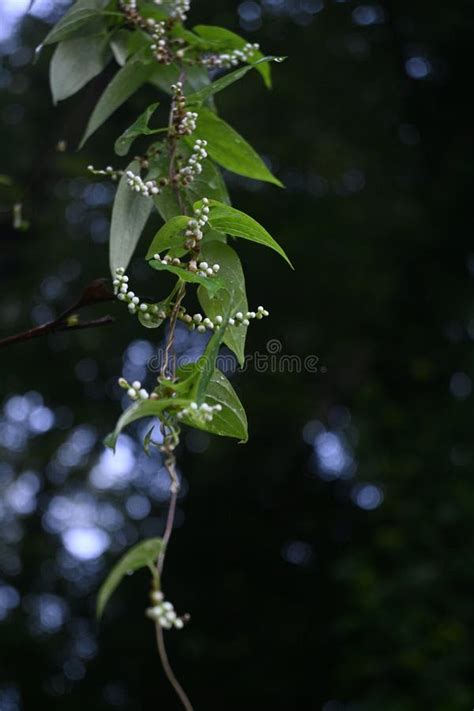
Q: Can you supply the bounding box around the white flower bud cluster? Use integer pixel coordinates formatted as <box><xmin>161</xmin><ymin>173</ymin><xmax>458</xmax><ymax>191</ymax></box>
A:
<box><xmin>118</xmin><ymin>376</ymin><xmax>150</xmax><ymax>401</ymax></box>
<box><xmin>183</xmin><ymin>198</ymin><xmax>209</xmax><ymax>246</ymax></box>
<box><xmin>87</xmin><ymin>164</ymin><xmax>121</xmax><ymax>181</ymax></box>
<box><xmin>121</xmin><ymin>0</ymin><xmax>137</xmax><ymax>9</ymax></box>
<box><xmin>177</xmin><ymin>401</ymin><xmax>223</xmax><ymax>422</ymax></box>
<box><xmin>178</xmin><ymin>110</ymin><xmax>198</xmax><ymax>136</ymax></box>
<box><xmin>126</xmin><ymin>170</ymin><xmax>160</xmax><ymax>197</ymax></box>
<box><xmin>148</xmin><ymin>19</ymin><xmax>169</xmax><ymax>62</ymax></box>
<box><xmin>170</xmin><ymin>0</ymin><xmax>191</xmax><ymax>22</ymax></box>
<box><xmin>152</xmin><ymin>253</ymin><xmax>220</xmax><ymax>279</ymax></box>
<box><xmin>171</xmin><ymin>83</ymin><xmax>198</xmax><ymax>139</ymax></box>
<box><xmin>179</xmin><ymin>140</ymin><xmax>208</xmax><ymax>183</ymax></box>
<box><xmin>228</xmin><ymin>306</ymin><xmax>269</xmax><ymax>327</ymax></box>
<box><xmin>196</xmin><ymin>260</ymin><xmax>220</xmax><ymax>278</ymax></box>
<box><xmin>146</xmin><ymin>591</ymin><xmax>186</xmax><ymax>630</ymax></box>
<box><xmin>202</xmin><ymin>43</ymin><xmax>260</xmax><ymax>69</ymax></box>
<box><xmin>113</xmin><ymin>268</ymin><xmax>167</xmax><ymax>322</ymax></box>
<box><xmin>179</xmin><ymin>305</ymin><xmax>269</xmax><ymax>333</ymax></box>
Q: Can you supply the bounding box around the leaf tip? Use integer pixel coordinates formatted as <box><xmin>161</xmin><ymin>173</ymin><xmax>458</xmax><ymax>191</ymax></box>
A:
<box><xmin>103</xmin><ymin>432</ymin><xmax>117</xmax><ymax>451</ymax></box>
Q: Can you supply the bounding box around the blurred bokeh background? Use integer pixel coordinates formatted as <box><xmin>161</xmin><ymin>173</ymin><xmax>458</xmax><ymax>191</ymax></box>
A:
<box><xmin>1</xmin><ymin>0</ymin><xmax>473</xmax><ymax>709</ymax></box>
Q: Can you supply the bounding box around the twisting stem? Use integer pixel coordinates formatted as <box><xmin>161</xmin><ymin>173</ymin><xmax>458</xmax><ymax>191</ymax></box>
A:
<box><xmin>161</xmin><ymin>282</ymin><xmax>186</xmax><ymax>379</ymax></box>
<box><xmin>154</xmin><ymin>279</ymin><xmax>191</xmax><ymax>708</ymax></box>
<box><xmin>167</xmin><ymin>69</ymin><xmax>187</xmax><ymax>215</ymax></box>
<box><xmin>158</xmin><ymin>443</ymin><xmax>180</xmax><ymax>575</ymax></box>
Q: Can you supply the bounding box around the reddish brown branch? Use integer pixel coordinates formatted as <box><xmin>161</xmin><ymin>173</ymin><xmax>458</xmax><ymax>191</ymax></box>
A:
<box><xmin>0</xmin><ymin>278</ymin><xmax>116</xmax><ymax>349</ymax></box>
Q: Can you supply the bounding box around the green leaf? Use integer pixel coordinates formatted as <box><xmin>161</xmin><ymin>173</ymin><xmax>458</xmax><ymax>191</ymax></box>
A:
<box><xmin>153</xmin><ymin>186</ymin><xmax>181</xmax><ymax>222</ymax></box>
<box><xmin>50</xmin><ymin>36</ymin><xmax>111</xmax><ymax>104</ymax></box>
<box><xmin>146</xmin><ymin>215</ymin><xmax>189</xmax><ymax>259</ymax></box>
<box><xmin>149</xmin><ymin>259</ymin><xmax>224</xmax><ymax>295</ymax></box>
<box><xmin>203</xmin><ymin>369</ymin><xmax>248</xmax><ymax>441</ymax></box>
<box><xmin>193</xmin><ymin>24</ymin><xmax>273</xmax><ymax>88</ymax></box>
<box><xmin>80</xmin><ymin>52</ymin><xmax>154</xmax><ymax>147</ymax></box>
<box><xmin>195</xmin><ymin>305</ymin><xmax>231</xmax><ymax>403</ymax></box>
<box><xmin>114</xmin><ymin>102</ymin><xmax>164</xmax><ymax>156</ymax></box>
<box><xmin>187</xmin><ymin>57</ymin><xmax>283</xmax><ymax>106</ymax></box>
<box><xmin>143</xmin><ymin>426</ymin><xmax>155</xmax><ymax>454</ymax></box>
<box><xmin>150</xmin><ymin>151</ymin><xmax>230</xmax><ymax>223</ymax></box>
<box><xmin>186</xmin><ymin>158</ymin><xmax>230</xmax><ymax>206</ymax></box>
<box><xmin>109</xmin><ymin>160</ymin><xmax>152</xmax><ymax>275</ymax></box>
<box><xmin>105</xmin><ymin>397</ymin><xmax>181</xmax><ymax>450</ymax></box>
<box><xmin>197</xmin><ymin>199</ymin><xmax>292</xmax><ymax>267</ymax></box>
<box><xmin>42</xmin><ymin>5</ymin><xmax>106</xmax><ymax>46</ymax></box>
<box><xmin>178</xmin><ymin>367</ymin><xmax>248</xmax><ymax>441</ymax></box>
<box><xmin>109</xmin><ymin>29</ymin><xmax>130</xmax><ymax>66</ymax></box>
<box><xmin>141</xmin><ymin>147</ymin><xmax>180</xmax><ymax>220</ymax></box>
<box><xmin>140</xmin><ymin>5</ymin><xmax>168</xmax><ymax>22</ymax></box>
<box><xmin>198</xmin><ymin>241</ymin><xmax>248</xmax><ymax>366</ymax></box>
<box><xmin>96</xmin><ymin>538</ymin><xmax>163</xmax><ymax>619</ymax></box>
<box><xmin>146</xmin><ymin>150</ymin><xmax>181</xmax><ymax>221</ymax></box>
<box><xmin>188</xmin><ymin>108</ymin><xmax>282</xmax><ymax>187</ymax></box>
<box><xmin>149</xmin><ymin>63</ymin><xmax>212</xmax><ymax>95</ymax></box>
<box><xmin>137</xmin><ymin>302</ymin><xmax>167</xmax><ymax>329</ymax></box>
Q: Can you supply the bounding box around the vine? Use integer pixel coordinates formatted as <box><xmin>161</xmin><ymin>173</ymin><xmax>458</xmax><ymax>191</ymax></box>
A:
<box><xmin>37</xmin><ymin>0</ymin><xmax>291</xmax><ymax>707</ymax></box>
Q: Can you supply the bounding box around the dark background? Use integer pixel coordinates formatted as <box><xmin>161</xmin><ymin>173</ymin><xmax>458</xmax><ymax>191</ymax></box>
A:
<box><xmin>1</xmin><ymin>1</ymin><xmax>473</xmax><ymax>709</ymax></box>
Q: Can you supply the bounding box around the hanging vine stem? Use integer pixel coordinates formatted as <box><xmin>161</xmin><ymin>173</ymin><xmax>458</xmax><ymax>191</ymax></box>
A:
<box><xmin>40</xmin><ymin>1</ymin><xmax>290</xmax><ymax>708</ymax></box>
<box><xmin>154</xmin><ymin>430</ymin><xmax>193</xmax><ymax>710</ymax></box>
<box><xmin>155</xmin><ymin>621</ymin><xmax>193</xmax><ymax>711</ymax></box>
